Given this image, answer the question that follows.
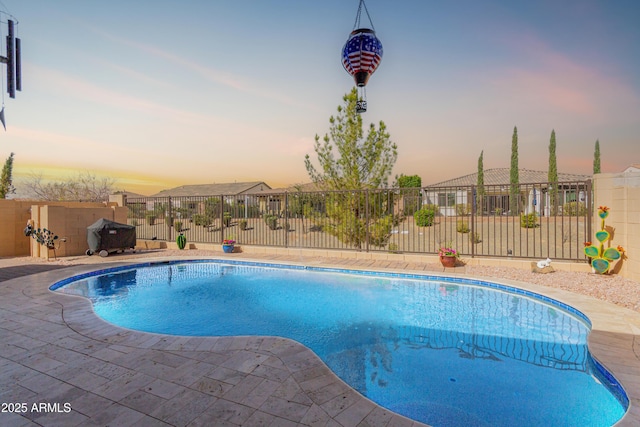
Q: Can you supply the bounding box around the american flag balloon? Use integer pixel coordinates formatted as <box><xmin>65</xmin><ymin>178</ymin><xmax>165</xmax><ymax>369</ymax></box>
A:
<box><xmin>342</xmin><ymin>28</ymin><xmax>383</xmax><ymax>87</ymax></box>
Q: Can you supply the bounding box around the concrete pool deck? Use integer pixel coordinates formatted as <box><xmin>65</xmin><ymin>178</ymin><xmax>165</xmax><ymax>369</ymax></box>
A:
<box><xmin>1</xmin><ymin>253</ymin><xmax>639</xmax><ymax>427</ymax></box>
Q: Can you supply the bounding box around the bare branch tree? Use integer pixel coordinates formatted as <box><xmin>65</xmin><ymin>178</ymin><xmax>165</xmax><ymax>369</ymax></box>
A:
<box><xmin>23</xmin><ymin>172</ymin><xmax>116</xmax><ymax>202</ymax></box>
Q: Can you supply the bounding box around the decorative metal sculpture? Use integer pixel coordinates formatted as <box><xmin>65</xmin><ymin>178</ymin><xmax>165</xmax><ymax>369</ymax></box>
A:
<box><xmin>342</xmin><ymin>0</ymin><xmax>382</xmax><ymax>113</ymax></box>
<box><xmin>584</xmin><ymin>206</ymin><xmax>623</xmax><ymax>274</ymax></box>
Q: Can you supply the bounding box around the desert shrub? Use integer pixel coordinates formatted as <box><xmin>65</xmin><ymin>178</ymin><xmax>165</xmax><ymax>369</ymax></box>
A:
<box><xmin>174</xmin><ymin>221</ymin><xmax>183</xmax><ymax>232</ymax></box>
<box><xmin>264</xmin><ymin>214</ymin><xmax>278</xmax><ymax>230</ymax></box>
<box><xmin>414</xmin><ymin>205</ymin><xmax>437</xmax><ymax>227</ymax></box>
<box><xmin>455</xmin><ymin>203</ymin><xmax>471</xmax><ymax>216</ymax></box>
<box><xmin>401</xmin><ymin>195</ymin><xmax>421</xmax><ymax>216</ymax></box>
<box><xmin>470</xmin><ymin>232</ymin><xmax>482</xmax><ymax>243</ymax></box>
<box><xmin>127</xmin><ymin>204</ymin><xmax>146</xmax><ymax>218</ymax></box>
<box><xmin>369</xmin><ymin>215</ymin><xmax>393</xmax><ymax>247</ymax></box>
<box><xmin>457</xmin><ymin>219</ymin><xmax>470</xmax><ymax>233</ymax></box>
<box><xmin>146</xmin><ymin>213</ymin><xmax>157</xmax><ymax>225</ymax></box>
<box><xmin>193</xmin><ymin>214</ymin><xmax>212</xmax><ymax>227</ymax></box>
<box><xmin>520</xmin><ymin>213</ymin><xmax>538</xmax><ymax>228</ymax></box>
<box><xmin>223</xmin><ymin>212</ymin><xmax>232</xmax><ymax>227</ymax></box>
<box><xmin>239</xmin><ymin>219</ymin><xmax>248</xmax><ymax>230</ymax></box>
<box><xmin>563</xmin><ymin>201</ymin><xmax>587</xmax><ymax>216</ymax></box>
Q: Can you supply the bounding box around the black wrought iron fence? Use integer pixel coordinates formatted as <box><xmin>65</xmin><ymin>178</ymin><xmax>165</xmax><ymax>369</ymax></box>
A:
<box><xmin>126</xmin><ymin>180</ymin><xmax>591</xmax><ymax>261</ymax></box>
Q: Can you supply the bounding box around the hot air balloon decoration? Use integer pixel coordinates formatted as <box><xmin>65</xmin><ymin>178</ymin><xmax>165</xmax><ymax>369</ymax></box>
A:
<box><xmin>342</xmin><ymin>0</ymin><xmax>383</xmax><ymax>113</ymax></box>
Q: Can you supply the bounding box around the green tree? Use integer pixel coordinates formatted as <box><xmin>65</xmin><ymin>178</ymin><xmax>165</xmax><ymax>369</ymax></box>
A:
<box><xmin>548</xmin><ymin>130</ymin><xmax>558</xmax><ymax>214</ymax></box>
<box><xmin>593</xmin><ymin>139</ymin><xmax>601</xmax><ymax>174</ymax></box>
<box><xmin>396</xmin><ymin>174</ymin><xmax>422</xmax><ymax>216</ymax></box>
<box><xmin>304</xmin><ymin>88</ymin><xmax>398</xmax><ymax>248</ymax></box>
<box><xmin>396</xmin><ymin>174</ymin><xmax>421</xmax><ymax>188</ymax></box>
<box><xmin>477</xmin><ymin>150</ymin><xmax>485</xmax><ymax>211</ymax></box>
<box><xmin>509</xmin><ymin>126</ymin><xmax>520</xmax><ymax>214</ymax></box>
<box><xmin>305</xmin><ymin>88</ymin><xmax>397</xmax><ymax>190</ymax></box>
<box><xmin>0</xmin><ymin>152</ymin><xmax>15</xmax><ymax>199</ymax></box>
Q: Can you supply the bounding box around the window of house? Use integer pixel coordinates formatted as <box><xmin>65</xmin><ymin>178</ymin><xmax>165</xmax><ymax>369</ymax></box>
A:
<box><xmin>437</xmin><ymin>192</ymin><xmax>456</xmax><ymax>206</ymax></box>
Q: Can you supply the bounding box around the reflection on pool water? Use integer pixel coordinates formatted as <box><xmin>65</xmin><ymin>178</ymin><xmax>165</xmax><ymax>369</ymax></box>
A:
<box><xmin>53</xmin><ymin>261</ymin><xmax>627</xmax><ymax>427</ymax></box>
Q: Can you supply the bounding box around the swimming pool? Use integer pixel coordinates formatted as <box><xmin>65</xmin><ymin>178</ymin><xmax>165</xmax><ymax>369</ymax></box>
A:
<box><xmin>52</xmin><ymin>260</ymin><xmax>627</xmax><ymax>426</ymax></box>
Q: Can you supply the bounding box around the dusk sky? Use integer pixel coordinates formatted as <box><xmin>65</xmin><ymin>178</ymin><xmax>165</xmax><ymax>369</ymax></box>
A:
<box><xmin>3</xmin><ymin>0</ymin><xmax>639</xmax><ymax>195</ymax></box>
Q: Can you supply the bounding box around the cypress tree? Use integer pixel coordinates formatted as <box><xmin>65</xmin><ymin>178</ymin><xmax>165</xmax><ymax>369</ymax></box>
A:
<box><xmin>593</xmin><ymin>140</ymin><xmax>601</xmax><ymax>174</ymax></box>
<box><xmin>0</xmin><ymin>152</ymin><xmax>15</xmax><ymax>199</ymax></box>
<box><xmin>477</xmin><ymin>150</ymin><xmax>485</xmax><ymax>210</ymax></box>
<box><xmin>548</xmin><ymin>130</ymin><xmax>558</xmax><ymax>214</ymax></box>
<box><xmin>509</xmin><ymin>127</ymin><xmax>519</xmax><ymax>214</ymax></box>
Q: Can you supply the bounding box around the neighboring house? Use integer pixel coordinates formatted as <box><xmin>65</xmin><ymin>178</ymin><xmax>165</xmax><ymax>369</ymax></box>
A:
<box><xmin>424</xmin><ymin>168</ymin><xmax>591</xmax><ymax>216</ymax></box>
<box><xmin>151</xmin><ymin>181</ymin><xmax>271</xmax><ymax>198</ymax></box>
<box><xmin>622</xmin><ymin>164</ymin><xmax>640</xmax><ymax>173</ymax></box>
<box><xmin>112</xmin><ymin>190</ymin><xmax>149</xmax><ymax>199</ymax></box>
<box><xmin>146</xmin><ymin>182</ymin><xmax>272</xmax><ymax>219</ymax></box>
<box><xmin>109</xmin><ymin>190</ymin><xmax>149</xmax><ymax>214</ymax></box>
<box><xmin>256</xmin><ymin>182</ymin><xmax>324</xmax><ymax>215</ymax></box>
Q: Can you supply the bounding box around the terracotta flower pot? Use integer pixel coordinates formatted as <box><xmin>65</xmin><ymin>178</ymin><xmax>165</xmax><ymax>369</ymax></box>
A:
<box><xmin>440</xmin><ymin>255</ymin><xmax>457</xmax><ymax>268</ymax></box>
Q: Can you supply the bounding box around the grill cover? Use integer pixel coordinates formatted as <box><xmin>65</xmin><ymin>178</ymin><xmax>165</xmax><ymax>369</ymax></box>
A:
<box><xmin>87</xmin><ymin>218</ymin><xmax>136</xmax><ymax>252</ymax></box>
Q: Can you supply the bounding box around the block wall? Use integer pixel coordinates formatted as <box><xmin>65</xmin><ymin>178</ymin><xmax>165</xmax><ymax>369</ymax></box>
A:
<box><xmin>593</xmin><ymin>172</ymin><xmax>640</xmax><ymax>281</ymax></box>
<box><xmin>0</xmin><ymin>200</ymin><xmax>123</xmax><ymax>259</ymax></box>
<box><xmin>30</xmin><ymin>204</ymin><xmax>128</xmax><ymax>259</ymax></box>
<box><xmin>0</xmin><ymin>200</ymin><xmax>36</xmax><ymax>257</ymax></box>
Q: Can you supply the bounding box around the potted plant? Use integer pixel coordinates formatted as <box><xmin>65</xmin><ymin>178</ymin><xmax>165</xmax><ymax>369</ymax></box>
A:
<box><xmin>438</xmin><ymin>246</ymin><xmax>458</xmax><ymax>267</ymax></box>
<box><xmin>222</xmin><ymin>239</ymin><xmax>236</xmax><ymax>253</ymax></box>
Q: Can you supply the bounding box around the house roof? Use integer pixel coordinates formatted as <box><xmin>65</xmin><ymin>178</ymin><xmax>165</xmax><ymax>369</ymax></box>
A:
<box><xmin>113</xmin><ymin>190</ymin><xmax>148</xmax><ymax>199</ymax></box>
<box><xmin>265</xmin><ymin>182</ymin><xmax>322</xmax><ymax>193</ymax></box>
<box><xmin>429</xmin><ymin>168</ymin><xmax>591</xmax><ymax>187</ymax></box>
<box><xmin>150</xmin><ymin>182</ymin><xmax>271</xmax><ymax>197</ymax></box>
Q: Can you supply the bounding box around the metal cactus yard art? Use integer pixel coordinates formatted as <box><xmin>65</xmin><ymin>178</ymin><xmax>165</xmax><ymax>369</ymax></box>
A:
<box><xmin>584</xmin><ymin>206</ymin><xmax>622</xmax><ymax>274</ymax></box>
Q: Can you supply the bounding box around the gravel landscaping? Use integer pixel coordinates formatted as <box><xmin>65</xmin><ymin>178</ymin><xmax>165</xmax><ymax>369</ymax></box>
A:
<box><xmin>3</xmin><ymin>248</ymin><xmax>638</xmax><ymax>314</ymax></box>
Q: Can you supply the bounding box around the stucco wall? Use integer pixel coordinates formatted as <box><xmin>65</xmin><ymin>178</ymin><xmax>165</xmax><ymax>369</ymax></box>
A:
<box><xmin>0</xmin><ymin>200</ymin><xmax>34</xmax><ymax>257</ymax></box>
<box><xmin>592</xmin><ymin>172</ymin><xmax>640</xmax><ymax>281</ymax></box>
<box><xmin>0</xmin><ymin>200</ymin><xmax>126</xmax><ymax>259</ymax></box>
<box><xmin>30</xmin><ymin>204</ymin><xmax>127</xmax><ymax>259</ymax></box>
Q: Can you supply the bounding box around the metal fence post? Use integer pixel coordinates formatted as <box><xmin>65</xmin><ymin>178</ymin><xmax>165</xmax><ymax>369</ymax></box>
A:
<box><xmin>365</xmin><ymin>189</ymin><xmax>370</xmax><ymax>252</ymax></box>
<box><xmin>284</xmin><ymin>192</ymin><xmax>289</xmax><ymax>248</ymax></box>
<box><xmin>471</xmin><ymin>185</ymin><xmax>476</xmax><ymax>258</ymax></box>
<box><xmin>167</xmin><ymin>196</ymin><xmax>172</xmax><ymax>241</ymax></box>
<box><xmin>220</xmin><ymin>194</ymin><xmax>224</xmax><ymax>244</ymax></box>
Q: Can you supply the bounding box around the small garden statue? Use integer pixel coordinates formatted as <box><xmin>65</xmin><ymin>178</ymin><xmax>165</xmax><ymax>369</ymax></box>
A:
<box><xmin>24</xmin><ymin>222</ymin><xmax>59</xmax><ymax>249</ymax></box>
<box><xmin>584</xmin><ymin>206</ymin><xmax>623</xmax><ymax>274</ymax></box>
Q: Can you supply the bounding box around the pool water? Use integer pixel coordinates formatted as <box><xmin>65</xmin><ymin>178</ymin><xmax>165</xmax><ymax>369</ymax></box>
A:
<box><xmin>54</xmin><ymin>261</ymin><xmax>627</xmax><ymax>426</ymax></box>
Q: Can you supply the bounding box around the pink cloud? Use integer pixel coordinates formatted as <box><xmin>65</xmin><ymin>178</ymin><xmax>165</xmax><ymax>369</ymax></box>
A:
<box><xmin>488</xmin><ymin>34</ymin><xmax>640</xmax><ymax>124</ymax></box>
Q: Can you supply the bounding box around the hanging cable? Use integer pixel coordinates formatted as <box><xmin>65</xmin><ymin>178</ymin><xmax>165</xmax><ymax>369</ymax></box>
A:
<box><xmin>352</xmin><ymin>0</ymin><xmax>375</xmax><ymax>31</ymax></box>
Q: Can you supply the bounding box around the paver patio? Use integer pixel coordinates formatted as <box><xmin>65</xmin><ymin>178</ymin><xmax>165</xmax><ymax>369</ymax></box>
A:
<box><xmin>1</xmin><ymin>253</ymin><xmax>638</xmax><ymax>426</ymax></box>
